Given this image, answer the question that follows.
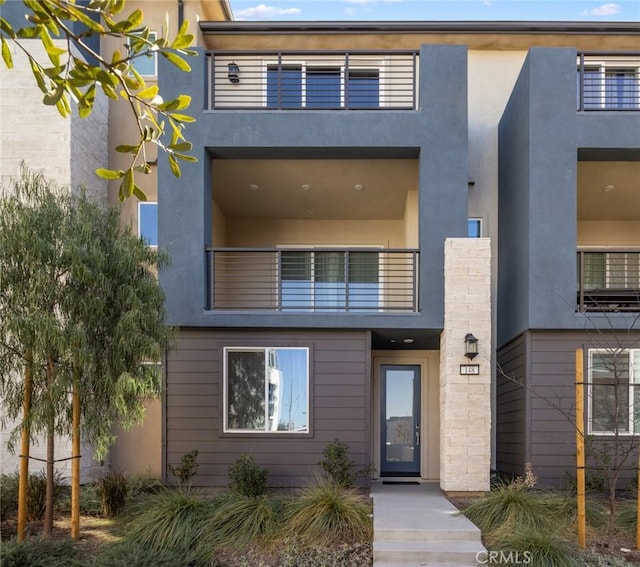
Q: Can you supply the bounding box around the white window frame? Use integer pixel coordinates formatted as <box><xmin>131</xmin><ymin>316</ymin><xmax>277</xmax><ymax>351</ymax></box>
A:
<box><xmin>129</xmin><ymin>31</ymin><xmax>158</xmax><ymax>77</ymax></box>
<box><xmin>137</xmin><ymin>201</ymin><xmax>158</xmax><ymax>248</ymax></box>
<box><xmin>588</xmin><ymin>348</ymin><xmax>639</xmax><ymax>435</ymax></box>
<box><xmin>223</xmin><ymin>346</ymin><xmax>310</xmax><ymax>434</ymax></box>
<box><xmin>578</xmin><ymin>58</ymin><xmax>639</xmax><ymax>109</ymax></box>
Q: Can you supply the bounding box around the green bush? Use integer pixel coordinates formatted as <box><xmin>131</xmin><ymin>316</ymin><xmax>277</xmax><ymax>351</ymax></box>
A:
<box><xmin>283</xmin><ymin>476</ymin><xmax>372</xmax><ymax>545</ymax></box>
<box><xmin>0</xmin><ymin>536</ymin><xmax>77</xmax><ymax>567</ymax></box>
<box><xmin>228</xmin><ymin>455</ymin><xmax>268</xmax><ymax>498</ymax></box>
<box><xmin>59</xmin><ymin>483</ymin><xmax>103</xmax><ymax>516</ymax></box>
<box><xmin>97</xmin><ymin>471</ymin><xmax>128</xmax><ymax>517</ymax></box>
<box><xmin>487</xmin><ymin>526</ymin><xmax>575</xmax><ymax>567</ymax></box>
<box><xmin>124</xmin><ymin>488</ymin><xmax>217</xmax><ymax>558</ymax></box>
<box><xmin>168</xmin><ymin>450</ymin><xmax>200</xmax><ymax>489</ymax></box>
<box><xmin>208</xmin><ymin>493</ymin><xmax>283</xmax><ymax>551</ymax></box>
<box><xmin>318</xmin><ymin>439</ymin><xmax>357</xmax><ymax>488</ymax></box>
<box><xmin>1</xmin><ymin>473</ymin><xmax>19</xmax><ymax>520</ymax></box>
<box><xmin>87</xmin><ymin>540</ymin><xmax>205</xmax><ymax>567</ymax></box>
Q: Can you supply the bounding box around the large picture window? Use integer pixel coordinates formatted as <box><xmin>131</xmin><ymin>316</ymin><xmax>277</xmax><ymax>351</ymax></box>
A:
<box><xmin>589</xmin><ymin>349</ymin><xmax>640</xmax><ymax>435</ymax></box>
<box><xmin>224</xmin><ymin>347</ymin><xmax>309</xmax><ymax>433</ymax></box>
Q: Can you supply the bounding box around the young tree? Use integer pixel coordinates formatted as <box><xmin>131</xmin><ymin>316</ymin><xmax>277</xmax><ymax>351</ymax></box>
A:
<box><xmin>0</xmin><ymin>166</ymin><xmax>172</xmax><ymax>539</ymax></box>
<box><xmin>0</xmin><ymin>0</ymin><xmax>197</xmax><ymax>200</ymax></box>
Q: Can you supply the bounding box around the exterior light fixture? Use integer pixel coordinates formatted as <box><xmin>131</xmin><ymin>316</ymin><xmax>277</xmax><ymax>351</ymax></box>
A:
<box><xmin>464</xmin><ymin>333</ymin><xmax>479</xmax><ymax>360</ymax></box>
<box><xmin>354</xmin><ymin>184</ymin><xmax>364</xmax><ymax>192</ymax></box>
<box><xmin>301</xmin><ymin>184</ymin><xmax>311</xmax><ymax>191</ymax></box>
<box><xmin>228</xmin><ymin>62</ymin><xmax>240</xmax><ymax>83</ymax></box>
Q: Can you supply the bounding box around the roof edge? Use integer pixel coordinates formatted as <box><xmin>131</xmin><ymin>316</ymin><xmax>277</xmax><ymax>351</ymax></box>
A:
<box><xmin>199</xmin><ymin>20</ymin><xmax>640</xmax><ymax>35</ymax></box>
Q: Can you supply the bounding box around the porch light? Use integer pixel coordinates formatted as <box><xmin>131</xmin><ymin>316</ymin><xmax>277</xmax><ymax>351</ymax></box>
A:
<box><xmin>464</xmin><ymin>333</ymin><xmax>479</xmax><ymax>360</ymax></box>
<box><xmin>227</xmin><ymin>62</ymin><xmax>240</xmax><ymax>83</ymax></box>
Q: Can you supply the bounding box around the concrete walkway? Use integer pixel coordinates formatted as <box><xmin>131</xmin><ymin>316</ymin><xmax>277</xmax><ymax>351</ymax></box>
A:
<box><xmin>371</xmin><ymin>483</ymin><xmax>486</xmax><ymax>567</ymax></box>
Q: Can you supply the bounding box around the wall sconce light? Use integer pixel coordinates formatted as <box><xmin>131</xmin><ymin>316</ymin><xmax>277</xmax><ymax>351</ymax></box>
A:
<box><xmin>464</xmin><ymin>333</ymin><xmax>479</xmax><ymax>360</ymax></box>
<box><xmin>227</xmin><ymin>62</ymin><xmax>240</xmax><ymax>83</ymax></box>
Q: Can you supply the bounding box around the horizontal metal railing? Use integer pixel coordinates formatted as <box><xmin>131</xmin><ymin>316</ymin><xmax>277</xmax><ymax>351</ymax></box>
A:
<box><xmin>577</xmin><ymin>52</ymin><xmax>640</xmax><ymax>111</ymax></box>
<box><xmin>206</xmin><ymin>247</ymin><xmax>419</xmax><ymax>312</ymax></box>
<box><xmin>207</xmin><ymin>50</ymin><xmax>418</xmax><ymax>110</ymax></box>
<box><xmin>577</xmin><ymin>249</ymin><xmax>640</xmax><ymax>312</ymax></box>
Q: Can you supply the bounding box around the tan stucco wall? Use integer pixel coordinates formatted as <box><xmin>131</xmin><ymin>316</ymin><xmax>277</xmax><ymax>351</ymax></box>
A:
<box><xmin>578</xmin><ymin>221</ymin><xmax>640</xmax><ymax>246</ymax></box>
<box><xmin>372</xmin><ymin>350</ymin><xmax>440</xmax><ymax>481</ymax></box>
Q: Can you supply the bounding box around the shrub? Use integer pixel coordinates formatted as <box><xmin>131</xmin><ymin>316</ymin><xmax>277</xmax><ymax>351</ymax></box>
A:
<box><xmin>97</xmin><ymin>471</ymin><xmax>128</xmax><ymax>517</ymax></box>
<box><xmin>128</xmin><ymin>473</ymin><xmax>165</xmax><ymax>499</ymax></box>
<box><xmin>0</xmin><ymin>536</ymin><xmax>77</xmax><ymax>567</ymax></box>
<box><xmin>283</xmin><ymin>476</ymin><xmax>372</xmax><ymax>545</ymax></box>
<box><xmin>318</xmin><ymin>439</ymin><xmax>357</xmax><ymax>488</ymax></box>
<box><xmin>462</xmin><ymin>485</ymin><xmax>553</xmax><ymax>534</ymax></box>
<box><xmin>87</xmin><ymin>540</ymin><xmax>204</xmax><ymax>567</ymax></box>
<box><xmin>208</xmin><ymin>493</ymin><xmax>283</xmax><ymax>551</ymax></box>
<box><xmin>168</xmin><ymin>449</ymin><xmax>200</xmax><ymax>489</ymax></box>
<box><xmin>228</xmin><ymin>455</ymin><xmax>268</xmax><ymax>498</ymax></box>
<box><xmin>124</xmin><ymin>488</ymin><xmax>216</xmax><ymax>558</ymax></box>
<box><xmin>487</xmin><ymin>526</ymin><xmax>575</xmax><ymax>567</ymax></box>
<box><xmin>59</xmin><ymin>482</ymin><xmax>103</xmax><ymax>516</ymax></box>
<box><xmin>10</xmin><ymin>470</ymin><xmax>68</xmax><ymax>521</ymax></box>
<box><xmin>0</xmin><ymin>473</ymin><xmax>19</xmax><ymax>520</ymax></box>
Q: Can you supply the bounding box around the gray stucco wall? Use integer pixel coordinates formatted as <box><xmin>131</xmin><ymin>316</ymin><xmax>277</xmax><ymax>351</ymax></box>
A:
<box><xmin>158</xmin><ymin>45</ymin><xmax>468</xmax><ymax>331</ymax></box>
<box><xmin>498</xmin><ymin>48</ymin><xmax>640</xmax><ymax>346</ymax></box>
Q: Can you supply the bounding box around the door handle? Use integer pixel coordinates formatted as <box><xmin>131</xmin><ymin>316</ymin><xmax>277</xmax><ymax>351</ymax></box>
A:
<box><xmin>415</xmin><ymin>424</ymin><xmax>420</xmax><ymax>446</ymax></box>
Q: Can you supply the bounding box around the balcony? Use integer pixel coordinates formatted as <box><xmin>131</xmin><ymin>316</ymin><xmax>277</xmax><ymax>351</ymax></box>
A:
<box><xmin>206</xmin><ymin>248</ymin><xmax>419</xmax><ymax>312</ymax></box>
<box><xmin>207</xmin><ymin>50</ymin><xmax>418</xmax><ymax>110</ymax></box>
<box><xmin>577</xmin><ymin>249</ymin><xmax>640</xmax><ymax>312</ymax></box>
<box><xmin>577</xmin><ymin>52</ymin><xmax>640</xmax><ymax>111</ymax></box>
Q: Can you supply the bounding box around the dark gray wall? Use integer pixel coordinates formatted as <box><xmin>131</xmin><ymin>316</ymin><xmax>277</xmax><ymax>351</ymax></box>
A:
<box><xmin>164</xmin><ymin>328</ymin><xmax>371</xmax><ymax>488</ymax></box>
<box><xmin>158</xmin><ymin>45</ymin><xmax>468</xmax><ymax>331</ymax></box>
<box><xmin>498</xmin><ymin>48</ymin><xmax>640</xmax><ymax>346</ymax></box>
<box><xmin>497</xmin><ymin>330</ymin><xmax>640</xmax><ymax>488</ymax></box>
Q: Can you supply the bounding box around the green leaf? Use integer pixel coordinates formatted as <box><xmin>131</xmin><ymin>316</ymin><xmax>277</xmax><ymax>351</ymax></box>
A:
<box><xmin>29</xmin><ymin>58</ymin><xmax>48</xmax><ymax>92</ymax></box>
<box><xmin>171</xmin><ymin>32</ymin><xmax>194</xmax><ymax>51</ymax></box>
<box><xmin>137</xmin><ymin>85</ymin><xmax>159</xmax><ymax>100</ymax></box>
<box><xmin>173</xmin><ymin>153</ymin><xmax>198</xmax><ymax>163</ymax></box>
<box><xmin>169</xmin><ymin>113</ymin><xmax>195</xmax><ymax>123</ymax></box>
<box><xmin>1</xmin><ymin>37</ymin><xmax>13</xmax><ymax>69</ymax></box>
<box><xmin>168</xmin><ymin>154</ymin><xmax>181</xmax><ymax>178</ymax></box>
<box><xmin>96</xmin><ymin>168</ymin><xmax>125</xmax><ymax>180</ymax></box>
<box><xmin>114</xmin><ymin>144</ymin><xmax>139</xmax><ymax>154</ymax></box>
<box><xmin>43</xmin><ymin>85</ymin><xmax>65</xmax><ymax>106</ymax></box>
<box><xmin>160</xmin><ymin>51</ymin><xmax>191</xmax><ymax>72</ymax></box>
<box><xmin>55</xmin><ymin>94</ymin><xmax>71</xmax><ymax>117</ymax></box>
<box><xmin>39</xmin><ymin>28</ymin><xmax>65</xmax><ymax>66</ymax></box>
<box><xmin>168</xmin><ymin>142</ymin><xmax>193</xmax><ymax>152</ymax></box>
<box><xmin>0</xmin><ymin>16</ymin><xmax>16</xmax><ymax>39</ymax></box>
<box><xmin>122</xmin><ymin>168</ymin><xmax>135</xmax><ymax>197</ymax></box>
<box><xmin>132</xmin><ymin>185</ymin><xmax>147</xmax><ymax>201</ymax></box>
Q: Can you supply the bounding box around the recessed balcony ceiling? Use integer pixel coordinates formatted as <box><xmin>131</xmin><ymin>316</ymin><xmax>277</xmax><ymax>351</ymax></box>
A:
<box><xmin>577</xmin><ymin>161</ymin><xmax>640</xmax><ymax>221</ymax></box>
<box><xmin>212</xmin><ymin>159</ymin><xmax>418</xmax><ymax>220</ymax></box>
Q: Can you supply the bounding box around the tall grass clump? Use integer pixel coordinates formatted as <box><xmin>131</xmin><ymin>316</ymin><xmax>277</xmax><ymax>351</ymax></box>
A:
<box><xmin>0</xmin><ymin>473</ymin><xmax>19</xmax><ymax>519</ymax></box>
<box><xmin>208</xmin><ymin>492</ymin><xmax>283</xmax><ymax>551</ymax></box>
<box><xmin>615</xmin><ymin>502</ymin><xmax>637</xmax><ymax>534</ymax></box>
<box><xmin>283</xmin><ymin>476</ymin><xmax>372</xmax><ymax>545</ymax></box>
<box><xmin>488</xmin><ymin>526</ymin><xmax>575</xmax><ymax>567</ymax></box>
<box><xmin>0</xmin><ymin>536</ymin><xmax>77</xmax><ymax>567</ymax></box>
<box><xmin>543</xmin><ymin>493</ymin><xmax>608</xmax><ymax>528</ymax></box>
<box><xmin>87</xmin><ymin>540</ymin><xmax>205</xmax><ymax>567</ymax></box>
<box><xmin>97</xmin><ymin>471</ymin><xmax>128</xmax><ymax>517</ymax></box>
<box><xmin>124</xmin><ymin>488</ymin><xmax>217</xmax><ymax>558</ymax></box>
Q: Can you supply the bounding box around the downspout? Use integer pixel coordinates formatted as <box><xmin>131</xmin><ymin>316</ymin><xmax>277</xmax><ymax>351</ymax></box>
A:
<box><xmin>178</xmin><ymin>0</ymin><xmax>184</xmax><ymax>29</ymax></box>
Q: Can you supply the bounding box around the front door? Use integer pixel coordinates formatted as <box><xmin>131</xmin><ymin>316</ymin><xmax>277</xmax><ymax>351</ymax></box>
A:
<box><xmin>380</xmin><ymin>365</ymin><xmax>421</xmax><ymax>476</ymax></box>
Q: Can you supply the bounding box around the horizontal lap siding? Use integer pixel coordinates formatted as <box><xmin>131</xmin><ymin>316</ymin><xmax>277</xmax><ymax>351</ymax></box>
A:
<box><xmin>165</xmin><ymin>328</ymin><xmax>370</xmax><ymax>488</ymax></box>
<box><xmin>529</xmin><ymin>330</ymin><xmax>640</xmax><ymax>488</ymax></box>
<box><xmin>497</xmin><ymin>334</ymin><xmax>527</xmax><ymax>478</ymax></box>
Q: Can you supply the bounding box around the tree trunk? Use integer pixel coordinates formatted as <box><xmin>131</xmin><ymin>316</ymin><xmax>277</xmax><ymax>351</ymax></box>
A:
<box><xmin>17</xmin><ymin>357</ymin><xmax>33</xmax><ymax>541</ymax></box>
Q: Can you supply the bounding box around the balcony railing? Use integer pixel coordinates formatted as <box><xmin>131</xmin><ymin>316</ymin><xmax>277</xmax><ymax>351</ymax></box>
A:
<box><xmin>206</xmin><ymin>248</ymin><xmax>419</xmax><ymax>312</ymax></box>
<box><xmin>577</xmin><ymin>249</ymin><xmax>640</xmax><ymax>312</ymax></box>
<box><xmin>577</xmin><ymin>52</ymin><xmax>640</xmax><ymax>111</ymax></box>
<box><xmin>207</xmin><ymin>50</ymin><xmax>418</xmax><ymax>110</ymax></box>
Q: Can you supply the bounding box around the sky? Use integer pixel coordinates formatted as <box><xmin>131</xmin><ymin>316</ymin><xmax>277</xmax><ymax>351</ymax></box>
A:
<box><xmin>229</xmin><ymin>0</ymin><xmax>640</xmax><ymax>21</ymax></box>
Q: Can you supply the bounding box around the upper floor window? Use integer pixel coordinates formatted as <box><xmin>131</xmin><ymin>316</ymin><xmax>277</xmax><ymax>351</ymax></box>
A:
<box><xmin>589</xmin><ymin>349</ymin><xmax>640</xmax><ymax>435</ymax></box>
<box><xmin>138</xmin><ymin>202</ymin><xmax>158</xmax><ymax>247</ymax></box>
<box><xmin>224</xmin><ymin>347</ymin><xmax>309</xmax><ymax>433</ymax></box>
<box><xmin>266</xmin><ymin>64</ymin><xmax>380</xmax><ymax>109</ymax></box>
<box><xmin>129</xmin><ymin>31</ymin><xmax>157</xmax><ymax>77</ymax></box>
<box><xmin>468</xmin><ymin>218</ymin><xmax>482</xmax><ymax>238</ymax></box>
<box><xmin>579</xmin><ymin>64</ymin><xmax>639</xmax><ymax>110</ymax></box>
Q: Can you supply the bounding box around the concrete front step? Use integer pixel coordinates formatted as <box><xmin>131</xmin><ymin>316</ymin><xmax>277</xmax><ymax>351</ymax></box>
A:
<box><xmin>375</xmin><ymin>527</ymin><xmax>480</xmax><ymax>543</ymax></box>
<box><xmin>374</xmin><ymin>540</ymin><xmax>485</xmax><ymax>566</ymax></box>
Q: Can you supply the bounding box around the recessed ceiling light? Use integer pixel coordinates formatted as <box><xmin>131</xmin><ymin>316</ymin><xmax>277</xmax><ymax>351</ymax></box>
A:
<box><xmin>403</xmin><ymin>338</ymin><xmax>414</xmax><ymax>344</ymax></box>
<box><xmin>249</xmin><ymin>184</ymin><xmax>259</xmax><ymax>191</ymax></box>
<box><xmin>302</xmin><ymin>184</ymin><xmax>311</xmax><ymax>191</ymax></box>
<box><xmin>604</xmin><ymin>185</ymin><xmax>615</xmax><ymax>192</ymax></box>
<box><xmin>354</xmin><ymin>184</ymin><xmax>364</xmax><ymax>192</ymax></box>
<box><xmin>390</xmin><ymin>339</ymin><xmax>396</xmax><ymax>343</ymax></box>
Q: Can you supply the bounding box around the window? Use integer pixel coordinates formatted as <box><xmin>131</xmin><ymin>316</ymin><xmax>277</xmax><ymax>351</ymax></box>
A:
<box><xmin>128</xmin><ymin>31</ymin><xmax>157</xmax><ymax>77</ymax></box>
<box><xmin>224</xmin><ymin>347</ymin><xmax>309</xmax><ymax>433</ymax></box>
<box><xmin>468</xmin><ymin>218</ymin><xmax>482</xmax><ymax>238</ymax></box>
<box><xmin>578</xmin><ymin>65</ymin><xmax>639</xmax><ymax>109</ymax></box>
<box><xmin>581</xmin><ymin>252</ymin><xmax>640</xmax><ymax>290</ymax></box>
<box><xmin>138</xmin><ymin>202</ymin><xmax>158</xmax><ymax>247</ymax></box>
<box><xmin>589</xmin><ymin>349</ymin><xmax>640</xmax><ymax>435</ymax></box>
<box><xmin>280</xmin><ymin>250</ymin><xmax>380</xmax><ymax>311</ymax></box>
<box><xmin>266</xmin><ymin>64</ymin><xmax>380</xmax><ymax>109</ymax></box>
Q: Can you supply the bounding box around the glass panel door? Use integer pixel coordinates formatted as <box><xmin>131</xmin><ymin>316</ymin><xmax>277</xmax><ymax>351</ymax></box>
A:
<box><xmin>380</xmin><ymin>365</ymin><xmax>421</xmax><ymax>476</ymax></box>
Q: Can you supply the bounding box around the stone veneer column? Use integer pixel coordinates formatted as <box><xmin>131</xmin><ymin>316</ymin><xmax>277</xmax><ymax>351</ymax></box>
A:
<box><xmin>440</xmin><ymin>238</ymin><xmax>491</xmax><ymax>492</ymax></box>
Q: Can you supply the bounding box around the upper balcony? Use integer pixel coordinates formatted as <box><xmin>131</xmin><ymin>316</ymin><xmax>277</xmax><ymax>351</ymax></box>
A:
<box><xmin>577</xmin><ymin>52</ymin><xmax>640</xmax><ymax>111</ymax></box>
<box><xmin>206</xmin><ymin>50</ymin><xmax>419</xmax><ymax>111</ymax></box>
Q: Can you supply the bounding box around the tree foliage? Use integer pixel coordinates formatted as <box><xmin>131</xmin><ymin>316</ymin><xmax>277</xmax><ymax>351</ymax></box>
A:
<box><xmin>0</xmin><ymin>0</ymin><xmax>197</xmax><ymax>201</ymax></box>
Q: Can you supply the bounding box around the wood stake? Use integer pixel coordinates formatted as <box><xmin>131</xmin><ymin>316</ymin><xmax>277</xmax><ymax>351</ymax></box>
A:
<box><xmin>576</xmin><ymin>348</ymin><xmax>586</xmax><ymax>548</ymax></box>
<box><xmin>71</xmin><ymin>375</ymin><xmax>80</xmax><ymax>540</ymax></box>
<box><xmin>17</xmin><ymin>361</ymin><xmax>33</xmax><ymax>541</ymax></box>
